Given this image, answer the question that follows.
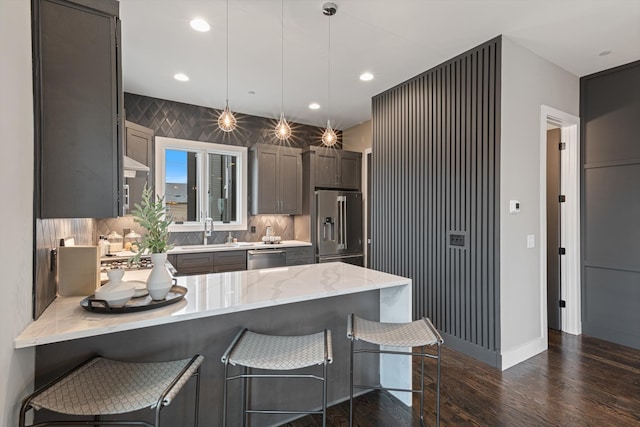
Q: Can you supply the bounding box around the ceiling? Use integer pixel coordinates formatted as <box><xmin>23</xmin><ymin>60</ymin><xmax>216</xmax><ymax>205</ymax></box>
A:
<box><xmin>120</xmin><ymin>0</ymin><xmax>640</xmax><ymax>130</ymax></box>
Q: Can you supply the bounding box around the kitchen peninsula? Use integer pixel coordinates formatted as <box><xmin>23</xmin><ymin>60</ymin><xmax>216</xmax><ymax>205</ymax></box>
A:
<box><xmin>16</xmin><ymin>263</ymin><xmax>412</xmax><ymax>426</ymax></box>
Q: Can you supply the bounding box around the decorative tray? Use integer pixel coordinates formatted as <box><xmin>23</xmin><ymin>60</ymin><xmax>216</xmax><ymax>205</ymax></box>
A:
<box><xmin>80</xmin><ymin>284</ymin><xmax>187</xmax><ymax>314</ymax></box>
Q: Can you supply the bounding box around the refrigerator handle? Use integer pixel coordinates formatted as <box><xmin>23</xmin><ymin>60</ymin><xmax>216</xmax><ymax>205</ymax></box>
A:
<box><xmin>343</xmin><ymin>197</ymin><xmax>348</xmax><ymax>250</ymax></box>
<box><xmin>337</xmin><ymin>196</ymin><xmax>346</xmax><ymax>249</ymax></box>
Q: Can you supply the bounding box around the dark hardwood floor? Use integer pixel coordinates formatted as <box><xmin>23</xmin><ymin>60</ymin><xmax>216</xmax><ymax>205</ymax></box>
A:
<box><xmin>283</xmin><ymin>330</ymin><xmax>640</xmax><ymax>426</ymax></box>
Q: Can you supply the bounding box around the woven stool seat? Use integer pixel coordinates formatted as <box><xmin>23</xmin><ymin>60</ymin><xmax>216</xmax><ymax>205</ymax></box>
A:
<box><xmin>20</xmin><ymin>355</ymin><xmax>203</xmax><ymax>427</ymax></box>
<box><xmin>222</xmin><ymin>330</ymin><xmax>333</xmax><ymax>370</ymax></box>
<box><xmin>221</xmin><ymin>328</ymin><xmax>333</xmax><ymax>426</ymax></box>
<box><xmin>348</xmin><ymin>314</ymin><xmax>443</xmax><ymax>427</ymax></box>
<box><xmin>348</xmin><ymin>316</ymin><xmax>443</xmax><ymax>347</ymax></box>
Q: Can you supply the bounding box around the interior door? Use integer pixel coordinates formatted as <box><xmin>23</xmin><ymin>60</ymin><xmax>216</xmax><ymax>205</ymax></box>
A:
<box><xmin>547</xmin><ymin>128</ymin><xmax>562</xmax><ymax>331</ymax></box>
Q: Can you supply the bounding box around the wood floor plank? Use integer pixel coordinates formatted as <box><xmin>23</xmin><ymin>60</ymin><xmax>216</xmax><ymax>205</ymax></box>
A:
<box><xmin>282</xmin><ymin>330</ymin><xmax>640</xmax><ymax>426</ymax></box>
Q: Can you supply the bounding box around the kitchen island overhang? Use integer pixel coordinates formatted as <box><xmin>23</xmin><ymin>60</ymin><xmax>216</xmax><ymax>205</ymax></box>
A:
<box><xmin>17</xmin><ymin>263</ymin><xmax>414</xmax><ymax>425</ymax></box>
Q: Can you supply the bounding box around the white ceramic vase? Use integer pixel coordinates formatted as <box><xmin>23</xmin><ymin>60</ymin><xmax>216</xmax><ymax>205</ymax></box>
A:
<box><xmin>147</xmin><ymin>252</ymin><xmax>173</xmax><ymax>300</ymax></box>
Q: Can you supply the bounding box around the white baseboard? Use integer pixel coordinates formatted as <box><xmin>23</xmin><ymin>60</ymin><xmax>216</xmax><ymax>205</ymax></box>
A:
<box><xmin>501</xmin><ymin>336</ymin><xmax>547</xmax><ymax>371</ymax></box>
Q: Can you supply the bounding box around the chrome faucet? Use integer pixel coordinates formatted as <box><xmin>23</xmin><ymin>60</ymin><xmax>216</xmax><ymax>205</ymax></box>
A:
<box><xmin>204</xmin><ymin>217</ymin><xmax>213</xmax><ymax>244</ymax></box>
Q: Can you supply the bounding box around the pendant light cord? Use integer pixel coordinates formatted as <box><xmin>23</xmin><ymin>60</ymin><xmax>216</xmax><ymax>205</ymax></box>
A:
<box><xmin>327</xmin><ymin>13</ymin><xmax>331</xmax><ymax>125</ymax></box>
<box><xmin>226</xmin><ymin>0</ymin><xmax>229</xmax><ymax>102</ymax></box>
<box><xmin>281</xmin><ymin>0</ymin><xmax>284</xmax><ymax>113</ymax></box>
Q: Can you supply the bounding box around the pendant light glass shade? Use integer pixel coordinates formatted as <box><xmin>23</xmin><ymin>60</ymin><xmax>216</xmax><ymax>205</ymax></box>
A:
<box><xmin>321</xmin><ymin>120</ymin><xmax>337</xmax><ymax>147</ymax></box>
<box><xmin>218</xmin><ymin>0</ymin><xmax>236</xmax><ymax>133</ymax></box>
<box><xmin>275</xmin><ymin>112</ymin><xmax>292</xmax><ymax>140</ymax></box>
<box><xmin>218</xmin><ymin>99</ymin><xmax>237</xmax><ymax>132</ymax></box>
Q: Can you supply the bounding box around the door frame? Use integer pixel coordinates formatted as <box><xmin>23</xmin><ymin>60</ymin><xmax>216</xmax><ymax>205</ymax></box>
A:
<box><xmin>539</xmin><ymin>106</ymin><xmax>582</xmax><ymax>336</ymax></box>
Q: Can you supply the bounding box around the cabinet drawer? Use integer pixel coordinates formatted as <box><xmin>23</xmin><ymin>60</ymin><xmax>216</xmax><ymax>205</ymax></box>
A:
<box><xmin>286</xmin><ymin>247</ymin><xmax>314</xmax><ymax>266</ymax></box>
<box><xmin>286</xmin><ymin>246</ymin><xmax>313</xmax><ymax>260</ymax></box>
<box><xmin>213</xmin><ymin>251</ymin><xmax>247</xmax><ymax>273</ymax></box>
<box><xmin>173</xmin><ymin>253</ymin><xmax>214</xmax><ymax>275</ymax></box>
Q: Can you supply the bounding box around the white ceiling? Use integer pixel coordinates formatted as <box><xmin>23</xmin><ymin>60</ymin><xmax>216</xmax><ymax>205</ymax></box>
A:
<box><xmin>120</xmin><ymin>0</ymin><xmax>640</xmax><ymax>130</ymax></box>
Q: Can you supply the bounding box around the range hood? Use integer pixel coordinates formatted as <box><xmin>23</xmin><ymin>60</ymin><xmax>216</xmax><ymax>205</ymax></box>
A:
<box><xmin>123</xmin><ymin>155</ymin><xmax>150</xmax><ymax>178</ymax></box>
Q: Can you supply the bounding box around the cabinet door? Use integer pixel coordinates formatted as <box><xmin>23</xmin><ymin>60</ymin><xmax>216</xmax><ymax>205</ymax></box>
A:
<box><xmin>253</xmin><ymin>148</ymin><xmax>279</xmax><ymax>214</ymax></box>
<box><xmin>213</xmin><ymin>251</ymin><xmax>247</xmax><ymax>273</ymax></box>
<box><xmin>315</xmin><ymin>150</ymin><xmax>339</xmax><ymax>188</ymax></box>
<box><xmin>124</xmin><ymin>121</ymin><xmax>153</xmax><ymax>214</ymax></box>
<box><xmin>286</xmin><ymin>246</ymin><xmax>314</xmax><ymax>266</ymax></box>
<box><xmin>34</xmin><ymin>0</ymin><xmax>122</xmax><ymax>218</ymax></box>
<box><xmin>279</xmin><ymin>150</ymin><xmax>302</xmax><ymax>214</ymax></box>
<box><xmin>339</xmin><ymin>153</ymin><xmax>361</xmax><ymax>190</ymax></box>
<box><xmin>174</xmin><ymin>253</ymin><xmax>215</xmax><ymax>275</ymax></box>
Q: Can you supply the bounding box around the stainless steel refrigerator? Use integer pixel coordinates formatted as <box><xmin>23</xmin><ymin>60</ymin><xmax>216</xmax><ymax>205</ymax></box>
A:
<box><xmin>315</xmin><ymin>190</ymin><xmax>363</xmax><ymax>266</ymax></box>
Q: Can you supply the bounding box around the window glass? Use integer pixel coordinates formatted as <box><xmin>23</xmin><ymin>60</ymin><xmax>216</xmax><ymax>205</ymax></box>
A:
<box><xmin>155</xmin><ymin>137</ymin><xmax>247</xmax><ymax>231</ymax></box>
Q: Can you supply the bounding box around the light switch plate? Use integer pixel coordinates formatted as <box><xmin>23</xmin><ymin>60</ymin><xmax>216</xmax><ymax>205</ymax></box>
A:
<box><xmin>527</xmin><ymin>234</ymin><xmax>535</xmax><ymax>248</ymax></box>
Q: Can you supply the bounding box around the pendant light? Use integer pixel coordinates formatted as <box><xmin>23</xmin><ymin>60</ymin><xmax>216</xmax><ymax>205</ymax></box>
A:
<box><xmin>218</xmin><ymin>0</ymin><xmax>237</xmax><ymax>132</ymax></box>
<box><xmin>274</xmin><ymin>0</ymin><xmax>292</xmax><ymax>140</ymax></box>
<box><xmin>321</xmin><ymin>2</ymin><xmax>338</xmax><ymax>147</ymax></box>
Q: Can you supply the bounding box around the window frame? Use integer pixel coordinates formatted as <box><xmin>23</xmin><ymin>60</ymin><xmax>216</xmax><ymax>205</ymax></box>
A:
<box><xmin>154</xmin><ymin>136</ymin><xmax>248</xmax><ymax>232</ymax></box>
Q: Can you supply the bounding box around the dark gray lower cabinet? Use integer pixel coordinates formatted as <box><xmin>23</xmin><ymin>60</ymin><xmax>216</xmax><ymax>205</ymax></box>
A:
<box><xmin>168</xmin><ymin>252</ymin><xmax>214</xmax><ymax>276</ymax></box>
<box><xmin>168</xmin><ymin>251</ymin><xmax>247</xmax><ymax>276</ymax></box>
<box><xmin>32</xmin><ymin>0</ymin><xmax>122</xmax><ymax>218</ymax></box>
<box><xmin>286</xmin><ymin>246</ymin><xmax>314</xmax><ymax>266</ymax></box>
<box><xmin>212</xmin><ymin>251</ymin><xmax>247</xmax><ymax>273</ymax></box>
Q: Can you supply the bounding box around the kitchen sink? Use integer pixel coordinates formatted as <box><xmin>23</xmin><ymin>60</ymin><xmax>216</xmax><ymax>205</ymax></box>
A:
<box><xmin>171</xmin><ymin>242</ymin><xmax>253</xmax><ymax>251</ymax></box>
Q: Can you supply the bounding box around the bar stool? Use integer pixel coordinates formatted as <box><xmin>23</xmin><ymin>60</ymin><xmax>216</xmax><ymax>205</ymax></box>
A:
<box><xmin>347</xmin><ymin>314</ymin><xmax>444</xmax><ymax>427</ymax></box>
<box><xmin>221</xmin><ymin>328</ymin><xmax>333</xmax><ymax>426</ymax></box>
<box><xmin>19</xmin><ymin>354</ymin><xmax>204</xmax><ymax>427</ymax></box>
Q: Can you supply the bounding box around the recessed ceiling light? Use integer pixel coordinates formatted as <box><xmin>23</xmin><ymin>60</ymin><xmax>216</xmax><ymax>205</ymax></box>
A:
<box><xmin>598</xmin><ymin>50</ymin><xmax>612</xmax><ymax>57</ymax></box>
<box><xmin>309</xmin><ymin>103</ymin><xmax>321</xmax><ymax>110</ymax></box>
<box><xmin>360</xmin><ymin>72</ymin><xmax>374</xmax><ymax>81</ymax></box>
<box><xmin>174</xmin><ymin>73</ymin><xmax>189</xmax><ymax>82</ymax></box>
<box><xmin>190</xmin><ymin>18</ymin><xmax>210</xmax><ymax>32</ymax></box>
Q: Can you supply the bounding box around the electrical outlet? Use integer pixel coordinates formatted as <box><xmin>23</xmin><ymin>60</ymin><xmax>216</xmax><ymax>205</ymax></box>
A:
<box><xmin>449</xmin><ymin>232</ymin><xmax>466</xmax><ymax>247</ymax></box>
<box><xmin>250</xmin><ymin>226</ymin><xmax>256</xmax><ymax>233</ymax></box>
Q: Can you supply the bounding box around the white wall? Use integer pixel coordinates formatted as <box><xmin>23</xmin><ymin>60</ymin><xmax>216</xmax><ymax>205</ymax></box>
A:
<box><xmin>500</xmin><ymin>37</ymin><xmax>579</xmax><ymax>369</ymax></box>
<box><xmin>342</xmin><ymin>120</ymin><xmax>372</xmax><ymax>153</ymax></box>
<box><xmin>0</xmin><ymin>0</ymin><xmax>35</xmax><ymax>423</ymax></box>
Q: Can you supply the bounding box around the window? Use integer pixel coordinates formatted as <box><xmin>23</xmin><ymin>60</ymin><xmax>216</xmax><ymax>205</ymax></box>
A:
<box><xmin>155</xmin><ymin>137</ymin><xmax>248</xmax><ymax>231</ymax></box>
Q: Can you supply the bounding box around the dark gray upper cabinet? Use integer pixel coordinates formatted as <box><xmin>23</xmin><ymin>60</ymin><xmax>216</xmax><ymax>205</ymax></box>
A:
<box><xmin>305</xmin><ymin>146</ymin><xmax>362</xmax><ymax>190</ymax></box>
<box><xmin>250</xmin><ymin>144</ymin><xmax>302</xmax><ymax>215</ymax></box>
<box><xmin>32</xmin><ymin>0</ymin><xmax>122</xmax><ymax>218</ymax></box>
<box><xmin>124</xmin><ymin>121</ymin><xmax>154</xmax><ymax>214</ymax></box>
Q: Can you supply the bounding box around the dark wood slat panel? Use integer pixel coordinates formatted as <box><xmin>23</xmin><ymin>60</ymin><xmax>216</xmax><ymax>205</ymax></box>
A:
<box><xmin>371</xmin><ymin>37</ymin><xmax>501</xmax><ymax>363</ymax></box>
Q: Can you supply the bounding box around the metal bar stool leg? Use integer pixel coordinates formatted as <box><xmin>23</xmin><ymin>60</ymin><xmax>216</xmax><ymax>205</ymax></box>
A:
<box><xmin>194</xmin><ymin>367</ymin><xmax>201</xmax><ymax>427</ymax></box>
<box><xmin>242</xmin><ymin>366</ymin><xmax>249</xmax><ymax>427</ymax></box>
<box><xmin>222</xmin><ymin>362</ymin><xmax>229</xmax><ymax>427</ymax></box>
<box><xmin>420</xmin><ymin>345</ymin><xmax>426</xmax><ymax>427</ymax></box>
<box><xmin>436</xmin><ymin>343</ymin><xmax>441</xmax><ymax>427</ymax></box>
<box><xmin>349</xmin><ymin>336</ymin><xmax>354</xmax><ymax>427</ymax></box>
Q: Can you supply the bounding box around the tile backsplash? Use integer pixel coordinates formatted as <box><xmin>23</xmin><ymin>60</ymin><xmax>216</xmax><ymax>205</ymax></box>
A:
<box><xmin>96</xmin><ymin>214</ymin><xmax>295</xmax><ymax>246</ymax></box>
<box><xmin>34</xmin><ymin>218</ymin><xmax>96</xmax><ymax>319</ymax></box>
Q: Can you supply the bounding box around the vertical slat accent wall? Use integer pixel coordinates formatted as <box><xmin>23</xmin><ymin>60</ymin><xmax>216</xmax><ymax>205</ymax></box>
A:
<box><xmin>371</xmin><ymin>37</ymin><xmax>501</xmax><ymax>363</ymax></box>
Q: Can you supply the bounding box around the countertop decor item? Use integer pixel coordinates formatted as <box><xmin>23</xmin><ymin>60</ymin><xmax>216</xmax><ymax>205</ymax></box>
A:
<box><xmin>130</xmin><ymin>186</ymin><xmax>174</xmax><ymax>300</ymax></box>
<box><xmin>94</xmin><ymin>269</ymin><xmax>135</xmax><ymax>308</ymax></box>
<box><xmin>81</xmin><ymin>283</ymin><xmax>185</xmax><ymax>313</ymax></box>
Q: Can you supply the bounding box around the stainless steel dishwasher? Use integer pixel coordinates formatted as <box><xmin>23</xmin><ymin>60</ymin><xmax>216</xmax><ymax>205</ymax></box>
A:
<box><xmin>246</xmin><ymin>248</ymin><xmax>287</xmax><ymax>270</ymax></box>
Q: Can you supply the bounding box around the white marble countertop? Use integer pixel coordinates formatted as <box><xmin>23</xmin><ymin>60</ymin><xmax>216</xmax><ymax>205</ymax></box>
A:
<box><xmin>15</xmin><ymin>263</ymin><xmax>410</xmax><ymax>349</ymax></box>
<box><xmin>167</xmin><ymin>240</ymin><xmax>311</xmax><ymax>254</ymax></box>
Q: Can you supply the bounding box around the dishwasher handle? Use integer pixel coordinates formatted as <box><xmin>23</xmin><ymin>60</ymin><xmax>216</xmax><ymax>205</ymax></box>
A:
<box><xmin>247</xmin><ymin>249</ymin><xmax>285</xmax><ymax>255</ymax></box>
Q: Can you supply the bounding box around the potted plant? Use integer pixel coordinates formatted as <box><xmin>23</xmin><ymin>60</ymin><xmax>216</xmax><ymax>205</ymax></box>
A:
<box><xmin>130</xmin><ymin>186</ymin><xmax>174</xmax><ymax>300</ymax></box>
